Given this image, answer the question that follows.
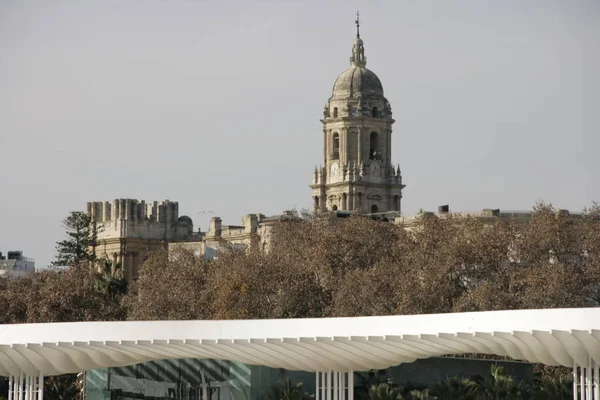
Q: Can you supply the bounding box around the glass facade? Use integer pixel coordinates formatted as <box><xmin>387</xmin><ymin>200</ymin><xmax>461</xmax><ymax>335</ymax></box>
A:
<box><xmin>85</xmin><ymin>358</ymin><xmax>316</xmax><ymax>400</ymax></box>
<box><xmin>86</xmin><ymin>357</ymin><xmax>533</xmax><ymax>400</ymax></box>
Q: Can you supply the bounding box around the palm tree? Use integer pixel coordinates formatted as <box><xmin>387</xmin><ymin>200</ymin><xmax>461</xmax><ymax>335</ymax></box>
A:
<box><xmin>355</xmin><ymin>370</ymin><xmax>392</xmax><ymax>400</ymax></box>
<box><xmin>367</xmin><ymin>383</ymin><xmax>404</xmax><ymax>400</ymax></box>
<box><xmin>405</xmin><ymin>389</ymin><xmax>436</xmax><ymax>400</ymax></box>
<box><xmin>481</xmin><ymin>365</ymin><xmax>533</xmax><ymax>400</ymax></box>
<box><xmin>430</xmin><ymin>377</ymin><xmax>478</xmax><ymax>400</ymax></box>
<box><xmin>535</xmin><ymin>376</ymin><xmax>572</xmax><ymax>400</ymax></box>
<box><xmin>266</xmin><ymin>377</ymin><xmax>312</xmax><ymax>400</ymax></box>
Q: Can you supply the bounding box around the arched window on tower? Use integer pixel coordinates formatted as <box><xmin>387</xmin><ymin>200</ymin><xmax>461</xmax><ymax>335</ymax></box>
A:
<box><xmin>371</xmin><ymin>204</ymin><xmax>379</xmax><ymax>213</ymax></box>
<box><xmin>332</xmin><ymin>133</ymin><xmax>340</xmax><ymax>160</ymax></box>
<box><xmin>333</xmin><ymin>107</ymin><xmax>338</xmax><ymax>118</ymax></box>
<box><xmin>342</xmin><ymin>193</ymin><xmax>347</xmax><ymax>210</ymax></box>
<box><xmin>372</xmin><ymin>106</ymin><xmax>378</xmax><ymax>118</ymax></box>
<box><xmin>394</xmin><ymin>195</ymin><xmax>400</xmax><ymax>211</ymax></box>
<box><xmin>369</xmin><ymin>132</ymin><xmax>379</xmax><ymax>160</ymax></box>
<box><xmin>332</xmin><ymin>205</ymin><xmax>338</xmax><ymax>211</ymax></box>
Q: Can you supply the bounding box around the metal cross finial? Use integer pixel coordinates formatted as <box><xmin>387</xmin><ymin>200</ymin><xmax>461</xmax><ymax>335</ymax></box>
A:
<box><xmin>355</xmin><ymin>9</ymin><xmax>360</xmax><ymax>38</ymax></box>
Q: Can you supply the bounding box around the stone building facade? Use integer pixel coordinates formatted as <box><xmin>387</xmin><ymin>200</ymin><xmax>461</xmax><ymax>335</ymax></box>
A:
<box><xmin>396</xmin><ymin>205</ymin><xmax>583</xmax><ymax>230</ymax></box>
<box><xmin>310</xmin><ymin>23</ymin><xmax>404</xmax><ymax>214</ymax></box>
<box><xmin>0</xmin><ymin>250</ymin><xmax>35</xmax><ymax>277</ymax></box>
<box><xmin>168</xmin><ymin>213</ymin><xmax>284</xmax><ymax>260</ymax></box>
<box><xmin>87</xmin><ymin>198</ymin><xmax>287</xmax><ymax>282</ymax></box>
<box><xmin>87</xmin><ymin>199</ymin><xmax>195</xmax><ymax>281</ymax></box>
<box><xmin>83</xmin><ymin>24</ymin><xmax>582</xmax><ymax>283</ymax></box>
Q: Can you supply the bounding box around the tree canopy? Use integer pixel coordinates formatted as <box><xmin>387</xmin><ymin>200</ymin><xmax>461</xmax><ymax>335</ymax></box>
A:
<box><xmin>2</xmin><ymin>202</ymin><xmax>599</xmax><ymax>399</ymax></box>
<box><xmin>52</xmin><ymin>211</ymin><xmax>97</xmax><ymax>267</ymax></box>
<box><xmin>3</xmin><ymin>202</ymin><xmax>598</xmax><ymax>324</ymax></box>
<box><xmin>127</xmin><ymin>202</ymin><xmax>600</xmax><ymax>321</ymax></box>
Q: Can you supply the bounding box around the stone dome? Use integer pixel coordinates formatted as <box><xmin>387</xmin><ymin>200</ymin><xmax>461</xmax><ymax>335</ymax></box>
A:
<box><xmin>177</xmin><ymin>215</ymin><xmax>193</xmax><ymax>225</ymax></box>
<box><xmin>332</xmin><ymin>66</ymin><xmax>384</xmax><ymax>99</ymax></box>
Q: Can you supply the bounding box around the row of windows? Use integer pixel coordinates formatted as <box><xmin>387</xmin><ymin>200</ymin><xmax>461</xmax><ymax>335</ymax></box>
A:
<box><xmin>332</xmin><ymin>132</ymin><xmax>380</xmax><ymax>160</ymax></box>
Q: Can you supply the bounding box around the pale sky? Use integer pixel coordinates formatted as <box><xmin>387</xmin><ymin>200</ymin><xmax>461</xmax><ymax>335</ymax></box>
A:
<box><xmin>1</xmin><ymin>0</ymin><xmax>598</xmax><ymax>268</ymax></box>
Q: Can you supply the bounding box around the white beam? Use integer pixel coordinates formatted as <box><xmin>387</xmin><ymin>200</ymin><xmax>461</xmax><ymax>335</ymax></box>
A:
<box><xmin>18</xmin><ymin>373</ymin><xmax>23</xmax><ymax>400</ymax></box>
<box><xmin>316</xmin><ymin>371</ymin><xmax>320</xmax><ymax>400</ymax></box>
<box><xmin>348</xmin><ymin>370</ymin><xmax>354</xmax><ymax>400</ymax></box>
<box><xmin>582</xmin><ymin>364</ymin><xmax>586</xmax><ymax>400</ymax></box>
<box><xmin>341</xmin><ymin>371</ymin><xmax>345</xmax><ymax>400</ymax></box>
<box><xmin>589</xmin><ymin>356</ymin><xmax>593</xmax><ymax>400</ymax></box>
<box><xmin>327</xmin><ymin>370</ymin><xmax>331</xmax><ymax>400</ymax></box>
<box><xmin>39</xmin><ymin>373</ymin><xmax>44</xmax><ymax>400</ymax></box>
<box><xmin>594</xmin><ymin>359</ymin><xmax>599</xmax><ymax>400</ymax></box>
<box><xmin>336</xmin><ymin>371</ymin><xmax>339</xmax><ymax>400</ymax></box>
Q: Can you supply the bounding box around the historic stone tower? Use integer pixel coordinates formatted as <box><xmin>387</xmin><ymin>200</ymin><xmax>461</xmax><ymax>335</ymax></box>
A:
<box><xmin>311</xmin><ymin>18</ymin><xmax>405</xmax><ymax>214</ymax></box>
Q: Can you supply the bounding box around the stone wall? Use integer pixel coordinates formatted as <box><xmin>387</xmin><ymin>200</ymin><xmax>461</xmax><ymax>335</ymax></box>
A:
<box><xmin>87</xmin><ymin>199</ymin><xmax>195</xmax><ymax>282</ymax></box>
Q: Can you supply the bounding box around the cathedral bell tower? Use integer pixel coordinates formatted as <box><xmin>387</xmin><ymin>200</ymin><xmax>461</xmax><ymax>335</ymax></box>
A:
<box><xmin>310</xmin><ymin>16</ymin><xmax>405</xmax><ymax>214</ymax></box>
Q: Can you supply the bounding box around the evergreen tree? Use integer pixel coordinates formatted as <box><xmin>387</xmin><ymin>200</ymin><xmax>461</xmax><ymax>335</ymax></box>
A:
<box><xmin>53</xmin><ymin>211</ymin><xmax>97</xmax><ymax>267</ymax></box>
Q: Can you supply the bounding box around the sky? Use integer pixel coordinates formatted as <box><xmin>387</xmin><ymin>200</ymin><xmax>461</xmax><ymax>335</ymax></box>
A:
<box><xmin>1</xmin><ymin>0</ymin><xmax>599</xmax><ymax>269</ymax></box>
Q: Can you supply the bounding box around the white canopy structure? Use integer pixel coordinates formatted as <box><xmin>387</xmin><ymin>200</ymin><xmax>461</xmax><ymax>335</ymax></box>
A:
<box><xmin>1</xmin><ymin>308</ymin><xmax>600</xmax><ymax>399</ymax></box>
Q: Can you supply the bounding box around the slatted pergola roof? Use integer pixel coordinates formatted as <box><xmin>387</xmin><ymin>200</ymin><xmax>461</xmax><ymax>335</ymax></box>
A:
<box><xmin>1</xmin><ymin>307</ymin><xmax>599</xmax><ymax>377</ymax></box>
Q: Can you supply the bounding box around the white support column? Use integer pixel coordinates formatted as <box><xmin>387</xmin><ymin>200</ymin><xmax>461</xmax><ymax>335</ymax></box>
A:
<box><xmin>9</xmin><ymin>375</ymin><xmax>13</xmax><ymax>400</ymax></box>
<box><xmin>334</xmin><ymin>371</ymin><xmax>338</xmax><ymax>400</ymax></box>
<box><xmin>348</xmin><ymin>370</ymin><xmax>354</xmax><ymax>400</ymax></box>
<box><xmin>316</xmin><ymin>372</ymin><xmax>320</xmax><ymax>400</ymax></box>
<box><xmin>25</xmin><ymin>376</ymin><xmax>30</xmax><ymax>400</ymax></box>
<box><xmin>575</xmin><ymin>364</ymin><xmax>579</xmax><ymax>400</ymax></box>
<box><xmin>327</xmin><ymin>370</ymin><xmax>332</xmax><ymax>400</ymax></box>
<box><xmin>593</xmin><ymin>360</ymin><xmax>600</xmax><ymax>400</ymax></box>
<box><xmin>321</xmin><ymin>372</ymin><xmax>326</xmax><ymax>400</ymax></box>
<box><xmin>338</xmin><ymin>372</ymin><xmax>342</xmax><ymax>400</ymax></box>
<box><xmin>39</xmin><ymin>372</ymin><xmax>44</xmax><ymax>400</ymax></box>
<box><xmin>17</xmin><ymin>373</ymin><xmax>22</xmax><ymax>400</ymax></box>
<box><xmin>581</xmin><ymin>366</ymin><xmax>584</xmax><ymax>400</ymax></box>
<box><xmin>341</xmin><ymin>371</ymin><xmax>345</xmax><ymax>400</ymax></box>
<box><xmin>585</xmin><ymin>356</ymin><xmax>594</xmax><ymax>400</ymax></box>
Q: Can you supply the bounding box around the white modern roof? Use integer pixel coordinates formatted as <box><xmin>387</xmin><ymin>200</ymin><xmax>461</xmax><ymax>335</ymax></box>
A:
<box><xmin>1</xmin><ymin>308</ymin><xmax>599</xmax><ymax>377</ymax></box>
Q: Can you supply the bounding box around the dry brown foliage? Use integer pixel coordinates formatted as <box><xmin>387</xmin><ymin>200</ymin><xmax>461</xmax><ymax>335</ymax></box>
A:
<box><xmin>122</xmin><ymin>202</ymin><xmax>600</xmax><ymax>321</ymax></box>
<box><xmin>2</xmin><ymin>202</ymin><xmax>598</xmax><ymax>324</ymax></box>
<box><xmin>0</xmin><ymin>264</ymin><xmax>125</xmax><ymax>324</ymax></box>
<box><xmin>1</xmin><ymin>203</ymin><xmax>598</xmax><ymax>396</ymax></box>
<box><xmin>124</xmin><ymin>248</ymin><xmax>211</xmax><ymax>321</ymax></box>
